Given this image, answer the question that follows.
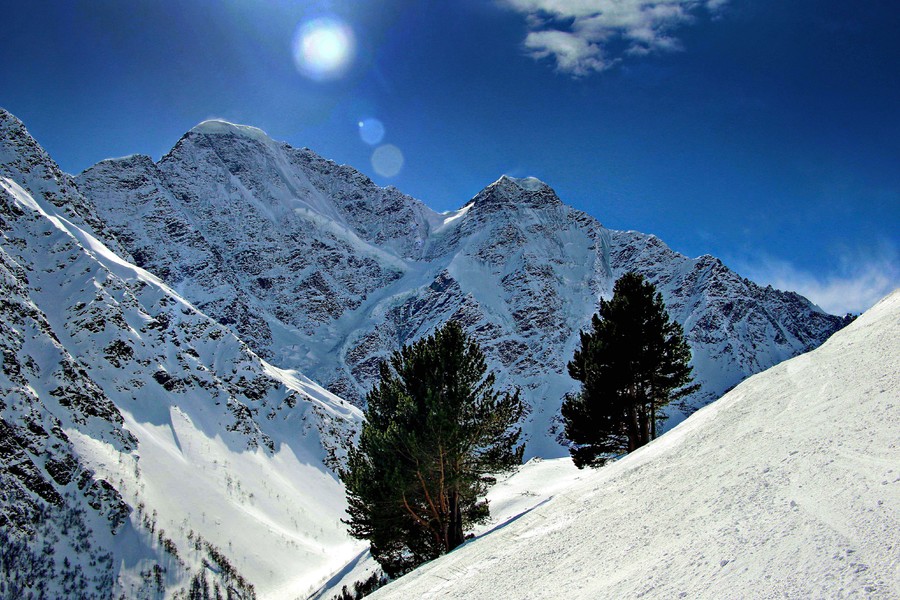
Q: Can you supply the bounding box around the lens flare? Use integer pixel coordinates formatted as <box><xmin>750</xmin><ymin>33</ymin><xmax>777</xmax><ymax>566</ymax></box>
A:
<box><xmin>292</xmin><ymin>18</ymin><xmax>355</xmax><ymax>81</ymax></box>
<box><xmin>358</xmin><ymin>118</ymin><xmax>385</xmax><ymax>145</ymax></box>
<box><xmin>371</xmin><ymin>144</ymin><xmax>404</xmax><ymax>178</ymax></box>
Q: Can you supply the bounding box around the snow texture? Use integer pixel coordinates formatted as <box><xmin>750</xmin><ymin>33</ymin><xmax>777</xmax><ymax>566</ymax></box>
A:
<box><xmin>370</xmin><ymin>290</ymin><xmax>900</xmax><ymax>600</ymax></box>
<box><xmin>311</xmin><ymin>456</ymin><xmax>587</xmax><ymax>599</ymax></box>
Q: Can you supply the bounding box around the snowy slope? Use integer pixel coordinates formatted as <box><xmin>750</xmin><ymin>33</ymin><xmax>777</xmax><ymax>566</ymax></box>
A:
<box><xmin>369</xmin><ymin>289</ymin><xmax>900</xmax><ymax>600</ymax></box>
<box><xmin>311</xmin><ymin>456</ymin><xmax>587</xmax><ymax>600</ymax></box>
<box><xmin>0</xmin><ymin>110</ymin><xmax>364</xmax><ymax>598</ymax></box>
<box><xmin>77</xmin><ymin>121</ymin><xmax>847</xmax><ymax>457</ymax></box>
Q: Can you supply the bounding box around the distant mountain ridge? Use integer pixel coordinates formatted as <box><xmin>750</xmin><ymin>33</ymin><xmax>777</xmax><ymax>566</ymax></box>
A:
<box><xmin>76</xmin><ymin>118</ymin><xmax>847</xmax><ymax>457</ymax></box>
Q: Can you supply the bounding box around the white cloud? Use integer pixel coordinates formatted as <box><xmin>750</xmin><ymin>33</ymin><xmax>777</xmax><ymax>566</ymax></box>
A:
<box><xmin>523</xmin><ymin>30</ymin><xmax>611</xmax><ymax>75</ymax></box>
<box><xmin>502</xmin><ymin>0</ymin><xmax>725</xmax><ymax>75</ymax></box>
<box><xmin>733</xmin><ymin>243</ymin><xmax>900</xmax><ymax>316</ymax></box>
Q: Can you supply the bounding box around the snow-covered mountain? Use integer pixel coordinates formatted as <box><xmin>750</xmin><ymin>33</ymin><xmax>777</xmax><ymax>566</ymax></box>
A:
<box><xmin>369</xmin><ymin>289</ymin><xmax>900</xmax><ymax>599</ymax></box>
<box><xmin>77</xmin><ymin>119</ymin><xmax>848</xmax><ymax>457</ymax></box>
<box><xmin>0</xmin><ymin>108</ymin><xmax>364</xmax><ymax>599</ymax></box>
<box><xmin>0</xmin><ymin>107</ymin><xmax>856</xmax><ymax>597</ymax></box>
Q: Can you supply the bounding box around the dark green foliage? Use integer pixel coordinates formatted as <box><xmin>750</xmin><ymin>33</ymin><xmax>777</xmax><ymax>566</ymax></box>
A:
<box><xmin>562</xmin><ymin>272</ymin><xmax>698</xmax><ymax>468</ymax></box>
<box><xmin>340</xmin><ymin>321</ymin><xmax>525</xmax><ymax>577</ymax></box>
<box><xmin>329</xmin><ymin>570</ymin><xmax>389</xmax><ymax>600</ymax></box>
<box><xmin>184</xmin><ymin>542</ymin><xmax>255</xmax><ymax>600</ymax></box>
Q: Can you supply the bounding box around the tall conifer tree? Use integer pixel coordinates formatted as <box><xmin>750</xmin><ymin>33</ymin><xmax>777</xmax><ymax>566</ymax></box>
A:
<box><xmin>340</xmin><ymin>321</ymin><xmax>525</xmax><ymax>577</ymax></box>
<box><xmin>562</xmin><ymin>272</ymin><xmax>698</xmax><ymax>468</ymax></box>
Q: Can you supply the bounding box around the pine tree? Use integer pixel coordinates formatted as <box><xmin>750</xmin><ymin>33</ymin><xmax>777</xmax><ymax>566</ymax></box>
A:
<box><xmin>562</xmin><ymin>272</ymin><xmax>698</xmax><ymax>468</ymax></box>
<box><xmin>340</xmin><ymin>321</ymin><xmax>525</xmax><ymax>577</ymax></box>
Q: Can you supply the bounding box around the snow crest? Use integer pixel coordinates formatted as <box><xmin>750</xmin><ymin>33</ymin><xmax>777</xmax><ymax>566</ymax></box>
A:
<box><xmin>190</xmin><ymin>119</ymin><xmax>273</xmax><ymax>143</ymax></box>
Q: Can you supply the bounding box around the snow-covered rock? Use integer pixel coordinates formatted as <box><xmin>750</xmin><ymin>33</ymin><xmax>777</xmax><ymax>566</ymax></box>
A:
<box><xmin>0</xmin><ymin>109</ymin><xmax>129</xmax><ymax>259</ymax></box>
<box><xmin>369</xmin><ymin>289</ymin><xmax>900</xmax><ymax>600</ymax></box>
<box><xmin>0</xmin><ymin>111</ymin><xmax>363</xmax><ymax>599</ymax></box>
<box><xmin>77</xmin><ymin>120</ymin><xmax>848</xmax><ymax>458</ymax></box>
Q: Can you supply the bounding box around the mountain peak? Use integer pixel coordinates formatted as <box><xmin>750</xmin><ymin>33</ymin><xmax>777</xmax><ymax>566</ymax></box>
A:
<box><xmin>91</xmin><ymin>153</ymin><xmax>156</xmax><ymax>170</ymax></box>
<box><xmin>0</xmin><ymin>106</ymin><xmax>25</xmax><ymax>129</ymax></box>
<box><xmin>496</xmin><ymin>175</ymin><xmax>552</xmax><ymax>192</ymax></box>
<box><xmin>0</xmin><ymin>107</ymin><xmax>38</xmax><ymax>150</ymax></box>
<box><xmin>189</xmin><ymin>119</ymin><xmax>273</xmax><ymax>143</ymax></box>
<box><xmin>470</xmin><ymin>174</ymin><xmax>562</xmax><ymax>210</ymax></box>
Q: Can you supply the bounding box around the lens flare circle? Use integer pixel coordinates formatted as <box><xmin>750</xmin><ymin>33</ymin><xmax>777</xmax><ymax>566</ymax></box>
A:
<box><xmin>358</xmin><ymin>118</ymin><xmax>385</xmax><ymax>145</ymax></box>
<box><xmin>371</xmin><ymin>144</ymin><xmax>404</xmax><ymax>178</ymax></box>
<box><xmin>292</xmin><ymin>18</ymin><xmax>355</xmax><ymax>81</ymax></box>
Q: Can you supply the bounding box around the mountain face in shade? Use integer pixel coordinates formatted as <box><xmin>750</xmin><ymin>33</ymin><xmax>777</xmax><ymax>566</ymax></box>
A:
<box><xmin>77</xmin><ymin>120</ymin><xmax>847</xmax><ymax>458</ymax></box>
<box><xmin>0</xmin><ymin>109</ymin><xmax>363</xmax><ymax>599</ymax></box>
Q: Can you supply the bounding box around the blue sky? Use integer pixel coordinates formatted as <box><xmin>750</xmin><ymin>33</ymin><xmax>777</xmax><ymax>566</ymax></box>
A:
<box><xmin>1</xmin><ymin>0</ymin><xmax>897</xmax><ymax>314</ymax></box>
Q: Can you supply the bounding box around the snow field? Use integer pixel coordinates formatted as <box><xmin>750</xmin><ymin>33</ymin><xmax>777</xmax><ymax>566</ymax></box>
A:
<box><xmin>71</xmin><ymin>406</ymin><xmax>364</xmax><ymax>599</ymax></box>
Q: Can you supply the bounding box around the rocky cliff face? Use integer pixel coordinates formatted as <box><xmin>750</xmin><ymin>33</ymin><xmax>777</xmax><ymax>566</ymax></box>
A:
<box><xmin>0</xmin><ymin>110</ymin><xmax>362</xmax><ymax>599</ymax></box>
<box><xmin>76</xmin><ymin>121</ymin><xmax>848</xmax><ymax>458</ymax></box>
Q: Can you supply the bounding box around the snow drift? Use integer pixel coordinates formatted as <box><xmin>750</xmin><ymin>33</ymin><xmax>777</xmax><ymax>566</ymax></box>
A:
<box><xmin>370</xmin><ymin>290</ymin><xmax>900</xmax><ymax>599</ymax></box>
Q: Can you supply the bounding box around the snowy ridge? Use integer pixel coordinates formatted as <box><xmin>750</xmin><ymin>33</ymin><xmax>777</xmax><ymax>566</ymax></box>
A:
<box><xmin>369</xmin><ymin>289</ymin><xmax>900</xmax><ymax>599</ymax></box>
<box><xmin>77</xmin><ymin>124</ymin><xmax>441</xmax><ymax>386</ymax></box>
<box><xmin>76</xmin><ymin>119</ymin><xmax>848</xmax><ymax>459</ymax></box>
<box><xmin>0</xmin><ymin>108</ymin><xmax>129</xmax><ymax>259</ymax></box>
<box><xmin>0</xmin><ymin>116</ymin><xmax>364</xmax><ymax>598</ymax></box>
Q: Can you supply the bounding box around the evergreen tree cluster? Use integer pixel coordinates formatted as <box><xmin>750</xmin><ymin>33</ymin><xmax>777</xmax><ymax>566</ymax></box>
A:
<box><xmin>329</xmin><ymin>570</ymin><xmax>388</xmax><ymax>600</ymax></box>
<box><xmin>341</xmin><ymin>272</ymin><xmax>697</xmax><ymax>579</ymax></box>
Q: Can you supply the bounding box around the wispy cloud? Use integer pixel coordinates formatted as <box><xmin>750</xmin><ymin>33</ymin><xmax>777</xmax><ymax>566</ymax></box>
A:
<box><xmin>502</xmin><ymin>0</ymin><xmax>727</xmax><ymax>75</ymax></box>
<box><xmin>733</xmin><ymin>242</ymin><xmax>900</xmax><ymax>316</ymax></box>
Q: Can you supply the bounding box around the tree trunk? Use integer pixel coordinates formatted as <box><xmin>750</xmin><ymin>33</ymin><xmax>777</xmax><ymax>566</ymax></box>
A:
<box><xmin>640</xmin><ymin>402</ymin><xmax>650</xmax><ymax>447</ymax></box>
<box><xmin>447</xmin><ymin>490</ymin><xmax>465</xmax><ymax>551</ymax></box>
<box><xmin>626</xmin><ymin>403</ymin><xmax>640</xmax><ymax>453</ymax></box>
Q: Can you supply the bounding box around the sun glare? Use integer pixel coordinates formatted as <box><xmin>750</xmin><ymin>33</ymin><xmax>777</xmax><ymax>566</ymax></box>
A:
<box><xmin>292</xmin><ymin>18</ymin><xmax>355</xmax><ymax>81</ymax></box>
<box><xmin>371</xmin><ymin>144</ymin><xmax>404</xmax><ymax>178</ymax></box>
<box><xmin>358</xmin><ymin>118</ymin><xmax>385</xmax><ymax>145</ymax></box>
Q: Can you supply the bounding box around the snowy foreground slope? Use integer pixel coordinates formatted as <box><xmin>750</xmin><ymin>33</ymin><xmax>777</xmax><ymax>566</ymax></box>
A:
<box><xmin>370</xmin><ymin>290</ymin><xmax>900</xmax><ymax>600</ymax></box>
<box><xmin>76</xmin><ymin>118</ymin><xmax>848</xmax><ymax>457</ymax></box>
<box><xmin>0</xmin><ymin>109</ymin><xmax>364</xmax><ymax>598</ymax></box>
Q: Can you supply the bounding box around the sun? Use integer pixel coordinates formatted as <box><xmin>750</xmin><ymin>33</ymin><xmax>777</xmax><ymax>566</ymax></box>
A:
<box><xmin>292</xmin><ymin>17</ymin><xmax>356</xmax><ymax>81</ymax></box>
